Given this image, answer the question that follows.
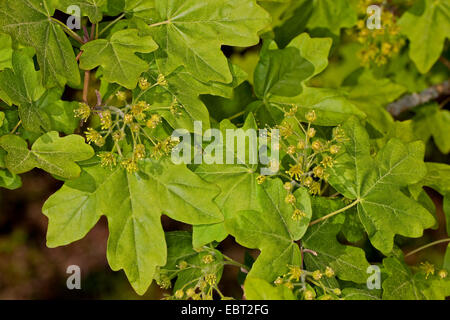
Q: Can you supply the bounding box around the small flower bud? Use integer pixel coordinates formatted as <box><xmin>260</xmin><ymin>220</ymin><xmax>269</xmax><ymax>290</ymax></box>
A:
<box><xmin>292</xmin><ymin>209</ymin><xmax>306</xmax><ymax>221</ymax></box>
<box><xmin>134</xmin><ymin>144</ymin><xmax>146</xmax><ymax>160</ymax></box>
<box><xmin>284</xmin><ymin>281</ymin><xmax>294</xmax><ymax>290</ymax></box>
<box><xmin>333</xmin><ymin>288</ymin><xmax>341</xmax><ymax>296</ymax></box>
<box><xmin>146</xmin><ymin>114</ymin><xmax>161</xmax><ymax>129</ymax></box>
<box><xmin>311</xmin><ymin>140</ymin><xmax>322</xmax><ymax>152</ymax></box>
<box><xmin>257</xmin><ymin>175</ymin><xmax>266</xmax><ymax>185</ymax></box>
<box><xmin>274</xmin><ymin>277</ymin><xmax>283</xmax><ymax>286</ymax></box>
<box><xmin>304</xmin><ymin>290</ymin><xmax>315</xmax><ymax>300</ymax></box>
<box><xmin>287</xmin><ymin>145</ymin><xmax>296</xmax><ymax>155</ymax></box>
<box><xmin>285</xmin><ymin>194</ymin><xmax>296</xmax><ymax>204</ymax></box>
<box><xmin>303</xmin><ymin>176</ymin><xmax>313</xmax><ymax>187</ymax></box>
<box><xmin>202</xmin><ymin>254</ymin><xmax>214</xmax><ymax>264</ymax></box>
<box><xmin>205</xmin><ymin>274</ymin><xmax>217</xmax><ymax>286</ymax></box>
<box><xmin>312</xmin><ymin>270</ymin><xmax>322</xmax><ymax>280</ymax></box>
<box><xmin>157</xmin><ymin>74</ymin><xmax>168</xmax><ymax>86</ymax></box>
<box><xmin>439</xmin><ymin>269</ymin><xmax>448</xmax><ymax>279</ymax></box>
<box><xmin>313</xmin><ymin>166</ymin><xmax>324</xmax><ymax>178</ymax></box>
<box><xmin>289</xmin><ymin>266</ymin><xmax>303</xmax><ymax>281</ymax></box>
<box><xmin>124</xmin><ymin>113</ymin><xmax>133</xmax><ymax>124</ymax></box>
<box><xmin>305</xmin><ymin>110</ymin><xmax>316</xmax><ymax>122</ymax></box>
<box><xmin>283</xmin><ymin>182</ymin><xmax>292</xmax><ymax>190</ymax></box>
<box><xmin>330</xmin><ymin>145</ymin><xmax>340</xmax><ymax>154</ymax></box>
<box><xmin>116</xmin><ymin>91</ymin><xmax>127</xmax><ymax>101</ymax></box>
<box><xmin>307</xmin><ymin>127</ymin><xmax>316</xmax><ymax>138</ymax></box>
<box><xmin>112</xmin><ymin>130</ymin><xmax>125</xmax><ymax>142</ymax></box>
<box><xmin>297</xmin><ymin>140</ymin><xmax>306</xmax><ymax>150</ymax></box>
<box><xmin>186</xmin><ymin>288</ymin><xmax>196</xmax><ymax>297</ymax></box>
<box><xmin>139</xmin><ymin>77</ymin><xmax>151</xmax><ymax>90</ymax></box>
<box><xmin>178</xmin><ymin>261</ymin><xmax>188</xmax><ymax>269</ymax></box>
<box><xmin>175</xmin><ymin>289</ymin><xmax>184</xmax><ymax>299</ymax></box>
<box><xmin>74</xmin><ymin>103</ymin><xmax>91</xmax><ymax>122</ymax></box>
<box><xmin>325</xmin><ymin>266</ymin><xmax>335</xmax><ymax>278</ymax></box>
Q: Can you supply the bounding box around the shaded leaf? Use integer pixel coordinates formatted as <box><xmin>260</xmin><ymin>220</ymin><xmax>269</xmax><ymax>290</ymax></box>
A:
<box><xmin>80</xmin><ymin>29</ymin><xmax>158</xmax><ymax>89</ymax></box>
<box><xmin>0</xmin><ymin>132</ymin><xmax>94</xmax><ymax>179</ymax></box>
<box><xmin>0</xmin><ymin>0</ymin><xmax>80</xmax><ymax>87</ymax></box>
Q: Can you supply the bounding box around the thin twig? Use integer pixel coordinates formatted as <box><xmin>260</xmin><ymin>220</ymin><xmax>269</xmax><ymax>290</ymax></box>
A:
<box><xmin>227</xmin><ymin>111</ymin><xmax>246</xmax><ymax>121</ymax></box>
<box><xmin>98</xmin><ymin>13</ymin><xmax>126</xmax><ymax>37</ymax></box>
<box><xmin>83</xmin><ymin>71</ymin><xmax>90</xmax><ymax>103</ymax></box>
<box><xmin>75</xmin><ymin>51</ymin><xmax>83</xmax><ymax>61</ymax></box>
<box><xmin>387</xmin><ymin>80</ymin><xmax>450</xmax><ymax>117</ymax></box>
<box><xmin>10</xmin><ymin>120</ymin><xmax>22</xmax><ymax>134</ymax></box>
<box><xmin>439</xmin><ymin>57</ymin><xmax>450</xmax><ymax>70</ymax></box>
<box><xmin>405</xmin><ymin>238</ymin><xmax>450</xmax><ymax>257</ymax></box>
<box><xmin>148</xmin><ymin>20</ymin><xmax>171</xmax><ymax>28</ymax></box>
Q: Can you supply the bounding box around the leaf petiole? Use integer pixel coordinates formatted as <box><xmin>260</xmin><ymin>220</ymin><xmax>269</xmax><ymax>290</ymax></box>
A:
<box><xmin>405</xmin><ymin>238</ymin><xmax>450</xmax><ymax>257</ymax></box>
<box><xmin>98</xmin><ymin>13</ymin><xmax>126</xmax><ymax>37</ymax></box>
<box><xmin>309</xmin><ymin>199</ymin><xmax>361</xmax><ymax>226</ymax></box>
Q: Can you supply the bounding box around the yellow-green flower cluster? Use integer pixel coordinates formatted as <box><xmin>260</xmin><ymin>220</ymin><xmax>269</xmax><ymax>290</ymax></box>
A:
<box><xmin>74</xmin><ymin>77</ymin><xmax>181</xmax><ymax>174</ymax></box>
<box><xmin>351</xmin><ymin>2</ymin><xmax>405</xmax><ymax>66</ymax></box>
<box><xmin>274</xmin><ymin>264</ymin><xmax>341</xmax><ymax>300</ymax></box>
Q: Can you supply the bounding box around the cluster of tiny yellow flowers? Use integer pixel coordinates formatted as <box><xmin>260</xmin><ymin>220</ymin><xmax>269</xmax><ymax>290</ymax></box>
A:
<box><xmin>256</xmin><ymin>107</ymin><xmax>346</xmax><ymax>221</ymax></box>
<box><xmin>157</xmin><ymin>248</ymin><xmax>233</xmax><ymax>300</ymax></box>
<box><xmin>74</xmin><ymin>75</ymin><xmax>182</xmax><ymax>173</ymax></box>
<box><xmin>274</xmin><ymin>265</ymin><xmax>341</xmax><ymax>300</ymax></box>
<box><xmin>349</xmin><ymin>1</ymin><xmax>405</xmax><ymax>66</ymax></box>
<box><xmin>420</xmin><ymin>261</ymin><xmax>448</xmax><ymax>280</ymax></box>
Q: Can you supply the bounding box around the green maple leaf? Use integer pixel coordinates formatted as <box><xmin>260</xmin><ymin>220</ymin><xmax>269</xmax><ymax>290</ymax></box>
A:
<box><xmin>302</xmin><ymin>197</ymin><xmax>370</xmax><ymax>284</ymax></box>
<box><xmin>0</xmin><ymin>148</ymin><xmax>22</xmax><ymax>190</ymax></box>
<box><xmin>244</xmin><ymin>277</ymin><xmax>296</xmax><ymax>300</ymax></box>
<box><xmin>445</xmin><ymin>245</ymin><xmax>450</xmax><ymax>270</ymax></box>
<box><xmin>412</xmin><ymin>103</ymin><xmax>450</xmax><ymax>154</ymax></box>
<box><xmin>272</xmin><ymin>0</ymin><xmax>315</xmax><ymax>48</ymax></box>
<box><xmin>249</xmin><ymin>34</ymin><xmax>364</xmax><ymax>127</ymax></box>
<box><xmin>327</xmin><ymin>118</ymin><xmax>435</xmax><ymax>254</ymax></box>
<box><xmin>80</xmin><ymin>29</ymin><xmax>158</xmax><ymax>89</ymax></box>
<box><xmin>398</xmin><ymin>0</ymin><xmax>450</xmax><ymax>73</ymax></box>
<box><xmin>147</xmin><ymin>0</ymin><xmax>270</xmax><ymax>83</ymax></box>
<box><xmin>56</xmin><ymin>0</ymin><xmax>107</xmax><ymax>23</ymax></box>
<box><xmin>0</xmin><ymin>50</ymin><xmax>49</xmax><ymax>132</ymax></box>
<box><xmin>254</xmin><ymin>41</ymin><xmax>314</xmax><ymax>98</ymax></box>
<box><xmin>40</xmin><ymin>88</ymin><xmax>80</xmax><ymax>135</ymax></box>
<box><xmin>417</xmin><ymin>162</ymin><xmax>450</xmax><ymax>235</ymax></box>
<box><xmin>137</xmin><ymin>59</ymin><xmax>246</xmax><ymax>132</ymax></box>
<box><xmin>306</xmin><ymin>0</ymin><xmax>358</xmax><ymax>35</ymax></box>
<box><xmin>0</xmin><ymin>132</ymin><xmax>94</xmax><ymax>179</ymax></box>
<box><xmin>193</xmin><ymin>114</ymin><xmax>261</xmax><ymax>247</ymax></box>
<box><xmin>125</xmin><ymin>0</ymin><xmax>156</xmax><ymax>20</ymax></box>
<box><xmin>0</xmin><ymin>0</ymin><xmax>80</xmax><ymax>87</ymax></box>
<box><xmin>343</xmin><ymin>70</ymin><xmax>406</xmax><ymax>134</ymax></box>
<box><xmin>382</xmin><ymin>257</ymin><xmax>450</xmax><ymax>300</ymax></box>
<box><xmin>287</xmin><ymin>32</ymin><xmax>332</xmax><ymax>79</ymax></box>
<box><xmin>0</xmin><ymin>51</ymin><xmax>80</xmax><ymax>134</ymax></box>
<box><xmin>226</xmin><ymin>178</ymin><xmax>312</xmax><ymax>281</ymax></box>
<box><xmin>42</xmin><ymin>159</ymin><xmax>223</xmax><ymax>294</ymax></box>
